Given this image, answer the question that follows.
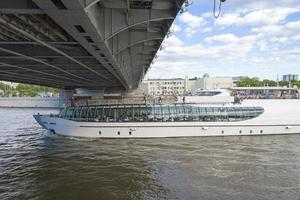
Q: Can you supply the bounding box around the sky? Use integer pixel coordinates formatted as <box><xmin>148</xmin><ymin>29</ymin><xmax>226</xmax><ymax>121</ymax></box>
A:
<box><xmin>145</xmin><ymin>0</ymin><xmax>300</xmax><ymax>80</ymax></box>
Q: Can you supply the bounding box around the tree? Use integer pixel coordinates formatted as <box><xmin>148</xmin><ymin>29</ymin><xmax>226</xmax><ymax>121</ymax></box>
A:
<box><xmin>236</xmin><ymin>78</ymin><xmax>262</xmax><ymax>87</ymax></box>
<box><xmin>291</xmin><ymin>80</ymin><xmax>300</xmax><ymax>88</ymax></box>
<box><xmin>262</xmin><ymin>79</ymin><xmax>277</xmax><ymax>87</ymax></box>
<box><xmin>14</xmin><ymin>84</ymin><xmax>59</xmax><ymax>97</ymax></box>
<box><xmin>16</xmin><ymin>84</ymin><xmax>39</xmax><ymax>97</ymax></box>
<box><xmin>0</xmin><ymin>82</ymin><xmax>5</xmax><ymax>90</ymax></box>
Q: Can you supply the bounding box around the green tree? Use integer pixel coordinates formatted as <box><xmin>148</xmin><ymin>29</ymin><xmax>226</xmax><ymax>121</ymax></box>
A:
<box><xmin>0</xmin><ymin>82</ymin><xmax>5</xmax><ymax>90</ymax></box>
<box><xmin>14</xmin><ymin>84</ymin><xmax>59</xmax><ymax>97</ymax></box>
<box><xmin>16</xmin><ymin>84</ymin><xmax>39</xmax><ymax>97</ymax></box>
<box><xmin>279</xmin><ymin>81</ymin><xmax>290</xmax><ymax>87</ymax></box>
<box><xmin>291</xmin><ymin>80</ymin><xmax>300</xmax><ymax>88</ymax></box>
<box><xmin>262</xmin><ymin>79</ymin><xmax>277</xmax><ymax>87</ymax></box>
<box><xmin>236</xmin><ymin>78</ymin><xmax>262</xmax><ymax>87</ymax></box>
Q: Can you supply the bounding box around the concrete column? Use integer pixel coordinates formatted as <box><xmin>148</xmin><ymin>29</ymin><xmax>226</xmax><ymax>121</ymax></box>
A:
<box><xmin>76</xmin><ymin>88</ymin><xmax>104</xmax><ymax>100</ymax></box>
<box><xmin>59</xmin><ymin>89</ymin><xmax>74</xmax><ymax>107</ymax></box>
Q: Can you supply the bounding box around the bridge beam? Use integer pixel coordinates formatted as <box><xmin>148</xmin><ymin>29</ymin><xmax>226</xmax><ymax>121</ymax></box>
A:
<box><xmin>0</xmin><ymin>0</ymin><xmax>185</xmax><ymax>90</ymax></box>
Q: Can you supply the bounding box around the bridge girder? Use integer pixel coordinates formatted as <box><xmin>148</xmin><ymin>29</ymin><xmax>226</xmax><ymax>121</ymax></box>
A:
<box><xmin>0</xmin><ymin>0</ymin><xmax>184</xmax><ymax>91</ymax></box>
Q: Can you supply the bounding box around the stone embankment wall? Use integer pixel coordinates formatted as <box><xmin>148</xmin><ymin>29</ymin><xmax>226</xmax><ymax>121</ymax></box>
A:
<box><xmin>0</xmin><ymin>97</ymin><xmax>66</xmax><ymax>108</ymax></box>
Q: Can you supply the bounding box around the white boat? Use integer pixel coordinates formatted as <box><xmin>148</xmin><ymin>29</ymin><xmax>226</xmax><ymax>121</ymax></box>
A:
<box><xmin>34</xmin><ymin>98</ymin><xmax>300</xmax><ymax>138</ymax></box>
<box><xmin>177</xmin><ymin>89</ymin><xmax>234</xmax><ymax>104</ymax></box>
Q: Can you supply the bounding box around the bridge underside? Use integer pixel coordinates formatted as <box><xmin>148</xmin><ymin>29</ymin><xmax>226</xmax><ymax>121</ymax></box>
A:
<box><xmin>0</xmin><ymin>0</ymin><xmax>184</xmax><ymax>91</ymax></box>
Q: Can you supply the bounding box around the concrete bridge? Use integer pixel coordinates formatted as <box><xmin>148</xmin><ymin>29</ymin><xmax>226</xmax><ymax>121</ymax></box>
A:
<box><xmin>0</xmin><ymin>0</ymin><xmax>185</xmax><ymax>92</ymax></box>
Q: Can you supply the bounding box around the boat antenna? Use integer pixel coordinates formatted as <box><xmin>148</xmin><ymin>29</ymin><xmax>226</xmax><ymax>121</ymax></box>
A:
<box><xmin>213</xmin><ymin>0</ymin><xmax>226</xmax><ymax>18</ymax></box>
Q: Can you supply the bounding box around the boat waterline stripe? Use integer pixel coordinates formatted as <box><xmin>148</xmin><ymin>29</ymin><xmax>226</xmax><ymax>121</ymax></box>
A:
<box><xmin>79</xmin><ymin>124</ymin><xmax>300</xmax><ymax>128</ymax></box>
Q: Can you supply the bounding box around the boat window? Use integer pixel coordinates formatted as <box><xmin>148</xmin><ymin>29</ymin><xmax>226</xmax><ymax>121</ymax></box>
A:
<box><xmin>185</xmin><ymin>106</ymin><xmax>193</xmax><ymax>115</ymax></box>
<box><xmin>153</xmin><ymin>105</ymin><xmax>163</xmax><ymax>121</ymax></box>
<box><xmin>169</xmin><ymin>105</ymin><xmax>177</xmax><ymax>118</ymax></box>
<box><xmin>117</xmin><ymin>106</ymin><xmax>126</xmax><ymax>122</ymax></box>
<box><xmin>191</xmin><ymin>106</ymin><xmax>199</xmax><ymax>115</ymax></box>
<box><xmin>213</xmin><ymin>107</ymin><xmax>221</xmax><ymax>115</ymax></box>
<box><xmin>206</xmin><ymin>107</ymin><xmax>214</xmax><ymax>116</ymax></box>
<box><xmin>198</xmin><ymin>107</ymin><xmax>206</xmax><ymax>115</ymax></box>
<box><xmin>80</xmin><ymin>107</ymin><xmax>89</xmax><ymax>120</ymax></box>
<box><xmin>235</xmin><ymin>107</ymin><xmax>248</xmax><ymax>117</ymax></box>
<box><xmin>66</xmin><ymin>107</ymin><xmax>74</xmax><ymax>119</ymax></box>
<box><xmin>175</xmin><ymin>105</ymin><xmax>185</xmax><ymax>121</ymax></box>
<box><xmin>140</xmin><ymin>105</ymin><xmax>151</xmax><ymax>121</ymax></box>
<box><xmin>162</xmin><ymin>105</ymin><xmax>171</xmax><ymax>121</ymax></box>
<box><xmin>102</xmin><ymin>106</ymin><xmax>110</xmax><ymax>121</ymax></box>
<box><xmin>59</xmin><ymin>107</ymin><xmax>67</xmax><ymax>118</ymax></box>
<box><xmin>61</xmin><ymin>105</ymin><xmax>264</xmax><ymax>123</ymax></box>
<box><xmin>73</xmin><ymin>107</ymin><xmax>82</xmax><ymax>119</ymax></box>
<box><xmin>133</xmin><ymin>105</ymin><xmax>142</xmax><ymax>122</ymax></box>
<box><xmin>108</xmin><ymin>106</ymin><xmax>117</xmax><ymax>122</ymax></box>
<box><xmin>193</xmin><ymin>91</ymin><xmax>222</xmax><ymax>96</ymax></box>
<box><xmin>227</xmin><ymin>107</ymin><xmax>237</xmax><ymax>120</ymax></box>
<box><xmin>183</xmin><ymin>106</ymin><xmax>192</xmax><ymax>121</ymax></box>
<box><xmin>95</xmin><ymin>106</ymin><xmax>104</xmax><ymax>121</ymax></box>
<box><xmin>125</xmin><ymin>105</ymin><xmax>133</xmax><ymax>121</ymax></box>
<box><xmin>87</xmin><ymin>106</ymin><xmax>96</xmax><ymax>121</ymax></box>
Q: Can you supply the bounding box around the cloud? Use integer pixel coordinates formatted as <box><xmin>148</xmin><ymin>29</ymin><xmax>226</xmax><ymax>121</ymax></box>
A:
<box><xmin>252</xmin><ymin>20</ymin><xmax>300</xmax><ymax>43</ymax></box>
<box><xmin>178</xmin><ymin>12</ymin><xmax>205</xmax><ymax>36</ymax></box>
<box><xmin>179</xmin><ymin>12</ymin><xmax>204</xmax><ymax>28</ymax></box>
<box><xmin>194</xmin><ymin>0</ymin><xmax>300</xmax><ymax>11</ymax></box>
<box><xmin>171</xmin><ymin>24</ymin><xmax>182</xmax><ymax>33</ymax></box>
<box><xmin>202</xmin><ymin>27</ymin><xmax>212</xmax><ymax>33</ymax></box>
<box><xmin>148</xmin><ymin>61</ymin><xmax>209</xmax><ymax>78</ymax></box>
<box><xmin>204</xmin><ymin>33</ymin><xmax>239</xmax><ymax>43</ymax></box>
<box><xmin>153</xmin><ymin>33</ymin><xmax>257</xmax><ymax>67</ymax></box>
<box><xmin>226</xmin><ymin>0</ymin><xmax>300</xmax><ymax>11</ymax></box>
<box><xmin>216</xmin><ymin>8</ymin><xmax>299</xmax><ymax>27</ymax></box>
<box><xmin>146</xmin><ymin>0</ymin><xmax>300</xmax><ymax>79</ymax></box>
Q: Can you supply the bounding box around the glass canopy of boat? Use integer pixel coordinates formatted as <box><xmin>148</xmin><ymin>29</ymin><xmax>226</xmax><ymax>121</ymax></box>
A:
<box><xmin>59</xmin><ymin>104</ymin><xmax>264</xmax><ymax>122</ymax></box>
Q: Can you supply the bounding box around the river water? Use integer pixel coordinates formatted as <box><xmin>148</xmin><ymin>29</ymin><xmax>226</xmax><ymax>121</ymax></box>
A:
<box><xmin>0</xmin><ymin>108</ymin><xmax>300</xmax><ymax>200</ymax></box>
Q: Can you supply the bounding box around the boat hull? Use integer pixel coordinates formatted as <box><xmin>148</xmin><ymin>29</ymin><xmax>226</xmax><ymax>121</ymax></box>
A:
<box><xmin>33</xmin><ymin>116</ymin><xmax>300</xmax><ymax>138</ymax></box>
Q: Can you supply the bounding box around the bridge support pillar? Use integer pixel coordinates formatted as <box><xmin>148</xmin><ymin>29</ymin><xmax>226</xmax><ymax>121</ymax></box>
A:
<box><xmin>59</xmin><ymin>89</ymin><xmax>74</xmax><ymax>107</ymax></box>
<box><xmin>76</xmin><ymin>89</ymin><xmax>104</xmax><ymax>100</ymax></box>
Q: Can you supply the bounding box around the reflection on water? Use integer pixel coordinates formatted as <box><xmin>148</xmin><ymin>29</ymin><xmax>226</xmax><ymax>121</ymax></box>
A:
<box><xmin>0</xmin><ymin>108</ymin><xmax>300</xmax><ymax>200</ymax></box>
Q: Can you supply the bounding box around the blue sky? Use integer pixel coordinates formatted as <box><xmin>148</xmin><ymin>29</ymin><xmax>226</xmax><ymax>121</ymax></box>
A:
<box><xmin>146</xmin><ymin>0</ymin><xmax>300</xmax><ymax>80</ymax></box>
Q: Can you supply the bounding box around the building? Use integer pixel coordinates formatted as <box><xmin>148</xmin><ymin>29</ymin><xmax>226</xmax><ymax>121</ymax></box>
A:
<box><xmin>137</xmin><ymin>76</ymin><xmax>234</xmax><ymax>96</ymax></box>
<box><xmin>282</xmin><ymin>74</ymin><xmax>298</xmax><ymax>82</ymax></box>
<box><xmin>143</xmin><ymin>79</ymin><xmax>186</xmax><ymax>95</ymax></box>
<box><xmin>196</xmin><ymin>76</ymin><xmax>233</xmax><ymax>91</ymax></box>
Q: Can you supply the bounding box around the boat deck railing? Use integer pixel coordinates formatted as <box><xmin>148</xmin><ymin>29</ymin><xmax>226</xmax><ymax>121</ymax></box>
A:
<box><xmin>68</xmin><ymin>96</ymin><xmax>178</xmax><ymax>107</ymax></box>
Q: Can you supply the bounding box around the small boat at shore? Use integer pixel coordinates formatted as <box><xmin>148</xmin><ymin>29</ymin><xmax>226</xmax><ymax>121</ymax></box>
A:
<box><xmin>34</xmin><ymin>97</ymin><xmax>300</xmax><ymax>138</ymax></box>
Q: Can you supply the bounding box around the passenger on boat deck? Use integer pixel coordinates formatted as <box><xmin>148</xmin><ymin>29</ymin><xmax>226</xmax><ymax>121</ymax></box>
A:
<box><xmin>143</xmin><ymin>94</ymin><xmax>147</xmax><ymax>105</ymax></box>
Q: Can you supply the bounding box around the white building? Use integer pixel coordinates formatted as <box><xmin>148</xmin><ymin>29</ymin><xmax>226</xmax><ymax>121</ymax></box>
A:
<box><xmin>143</xmin><ymin>78</ymin><xmax>185</xmax><ymax>95</ymax></box>
<box><xmin>197</xmin><ymin>76</ymin><xmax>233</xmax><ymax>91</ymax></box>
<box><xmin>137</xmin><ymin>76</ymin><xmax>234</xmax><ymax>96</ymax></box>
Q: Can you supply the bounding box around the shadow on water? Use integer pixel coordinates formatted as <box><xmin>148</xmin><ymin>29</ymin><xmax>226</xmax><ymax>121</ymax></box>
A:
<box><xmin>0</xmin><ymin>108</ymin><xmax>300</xmax><ymax>200</ymax></box>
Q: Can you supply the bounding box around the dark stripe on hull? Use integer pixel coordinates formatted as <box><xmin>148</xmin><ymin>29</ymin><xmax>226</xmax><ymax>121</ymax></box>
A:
<box><xmin>79</xmin><ymin>124</ymin><xmax>300</xmax><ymax>128</ymax></box>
